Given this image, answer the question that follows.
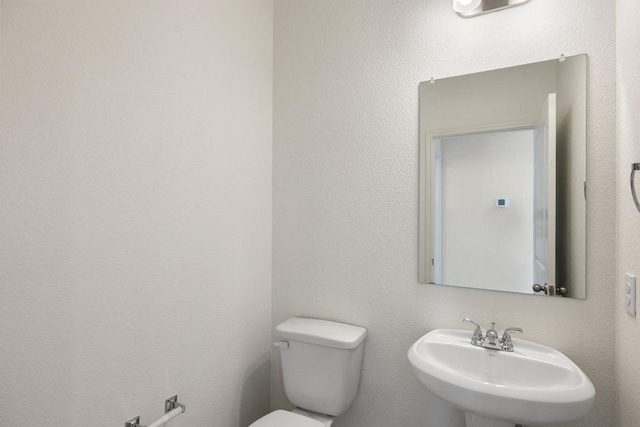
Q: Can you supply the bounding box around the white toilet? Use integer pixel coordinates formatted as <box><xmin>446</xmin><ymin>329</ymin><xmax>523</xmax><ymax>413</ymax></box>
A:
<box><xmin>250</xmin><ymin>317</ymin><xmax>367</xmax><ymax>427</ymax></box>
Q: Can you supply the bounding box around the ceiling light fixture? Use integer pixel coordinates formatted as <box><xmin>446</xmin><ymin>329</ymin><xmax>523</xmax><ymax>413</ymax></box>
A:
<box><xmin>452</xmin><ymin>0</ymin><xmax>482</xmax><ymax>14</ymax></box>
<box><xmin>453</xmin><ymin>0</ymin><xmax>531</xmax><ymax>18</ymax></box>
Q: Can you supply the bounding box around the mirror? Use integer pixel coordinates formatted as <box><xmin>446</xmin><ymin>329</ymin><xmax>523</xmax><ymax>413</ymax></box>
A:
<box><xmin>419</xmin><ymin>54</ymin><xmax>587</xmax><ymax>299</ymax></box>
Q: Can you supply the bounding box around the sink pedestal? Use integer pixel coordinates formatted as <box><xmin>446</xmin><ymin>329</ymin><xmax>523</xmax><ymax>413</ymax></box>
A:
<box><xmin>465</xmin><ymin>413</ymin><xmax>519</xmax><ymax>427</ymax></box>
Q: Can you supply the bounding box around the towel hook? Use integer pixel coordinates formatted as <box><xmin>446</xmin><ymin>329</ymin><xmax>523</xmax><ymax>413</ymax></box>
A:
<box><xmin>632</xmin><ymin>163</ymin><xmax>640</xmax><ymax>214</ymax></box>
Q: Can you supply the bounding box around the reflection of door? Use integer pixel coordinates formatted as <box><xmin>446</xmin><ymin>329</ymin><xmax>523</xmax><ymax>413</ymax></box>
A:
<box><xmin>433</xmin><ymin>140</ymin><xmax>442</xmax><ymax>284</ymax></box>
<box><xmin>533</xmin><ymin>93</ymin><xmax>556</xmax><ymax>293</ymax></box>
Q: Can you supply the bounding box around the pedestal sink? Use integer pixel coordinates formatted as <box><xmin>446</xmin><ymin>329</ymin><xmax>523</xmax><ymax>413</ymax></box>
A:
<box><xmin>407</xmin><ymin>329</ymin><xmax>595</xmax><ymax>426</ymax></box>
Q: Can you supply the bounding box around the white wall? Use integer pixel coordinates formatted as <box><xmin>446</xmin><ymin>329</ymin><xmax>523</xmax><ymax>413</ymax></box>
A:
<box><xmin>440</xmin><ymin>130</ymin><xmax>534</xmax><ymax>294</ymax></box>
<box><xmin>0</xmin><ymin>1</ymin><xmax>272</xmax><ymax>426</ymax></box>
<box><xmin>616</xmin><ymin>0</ymin><xmax>640</xmax><ymax>425</ymax></box>
<box><xmin>273</xmin><ymin>1</ymin><xmax>616</xmax><ymax>426</ymax></box>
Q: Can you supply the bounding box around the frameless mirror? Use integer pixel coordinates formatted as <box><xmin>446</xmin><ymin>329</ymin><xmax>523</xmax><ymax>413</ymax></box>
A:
<box><xmin>419</xmin><ymin>54</ymin><xmax>587</xmax><ymax>299</ymax></box>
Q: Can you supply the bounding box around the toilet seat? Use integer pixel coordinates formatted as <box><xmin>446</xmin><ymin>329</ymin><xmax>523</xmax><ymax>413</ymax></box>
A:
<box><xmin>250</xmin><ymin>410</ymin><xmax>324</xmax><ymax>427</ymax></box>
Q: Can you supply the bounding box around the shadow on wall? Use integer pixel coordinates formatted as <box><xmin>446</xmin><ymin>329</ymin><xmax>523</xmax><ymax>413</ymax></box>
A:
<box><xmin>239</xmin><ymin>354</ymin><xmax>271</xmax><ymax>427</ymax></box>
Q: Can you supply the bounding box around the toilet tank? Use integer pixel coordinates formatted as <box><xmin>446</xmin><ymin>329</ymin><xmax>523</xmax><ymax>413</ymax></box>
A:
<box><xmin>275</xmin><ymin>318</ymin><xmax>367</xmax><ymax>417</ymax></box>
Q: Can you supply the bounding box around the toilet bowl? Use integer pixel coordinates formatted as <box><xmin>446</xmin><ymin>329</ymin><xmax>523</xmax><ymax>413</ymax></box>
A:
<box><xmin>249</xmin><ymin>317</ymin><xmax>367</xmax><ymax>427</ymax></box>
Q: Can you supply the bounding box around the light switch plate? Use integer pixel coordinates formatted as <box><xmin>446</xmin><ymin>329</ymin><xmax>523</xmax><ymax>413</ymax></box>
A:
<box><xmin>625</xmin><ymin>273</ymin><xmax>636</xmax><ymax>317</ymax></box>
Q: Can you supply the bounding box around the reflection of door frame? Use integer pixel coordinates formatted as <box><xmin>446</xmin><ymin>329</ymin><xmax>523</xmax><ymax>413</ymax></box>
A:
<box><xmin>419</xmin><ymin>119</ymin><xmax>536</xmax><ymax>284</ymax></box>
<box><xmin>533</xmin><ymin>93</ymin><xmax>557</xmax><ymax>295</ymax></box>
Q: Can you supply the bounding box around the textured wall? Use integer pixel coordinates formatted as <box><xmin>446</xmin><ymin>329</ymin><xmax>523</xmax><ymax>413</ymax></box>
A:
<box><xmin>273</xmin><ymin>0</ymin><xmax>616</xmax><ymax>426</ymax></box>
<box><xmin>0</xmin><ymin>1</ymin><xmax>272</xmax><ymax>426</ymax></box>
<box><xmin>616</xmin><ymin>0</ymin><xmax>640</xmax><ymax>425</ymax></box>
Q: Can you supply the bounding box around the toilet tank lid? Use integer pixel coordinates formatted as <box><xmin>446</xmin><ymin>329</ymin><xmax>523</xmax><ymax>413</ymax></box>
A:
<box><xmin>276</xmin><ymin>317</ymin><xmax>367</xmax><ymax>349</ymax></box>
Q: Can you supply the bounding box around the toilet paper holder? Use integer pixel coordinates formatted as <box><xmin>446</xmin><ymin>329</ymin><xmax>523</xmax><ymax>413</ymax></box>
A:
<box><xmin>125</xmin><ymin>395</ymin><xmax>185</xmax><ymax>427</ymax></box>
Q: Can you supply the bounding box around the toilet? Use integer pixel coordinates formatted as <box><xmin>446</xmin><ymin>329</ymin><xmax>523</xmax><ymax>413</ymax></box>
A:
<box><xmin>250</xmin><ymin>317</ymin><xmax>367</xmax><ymax>427</ymax></box>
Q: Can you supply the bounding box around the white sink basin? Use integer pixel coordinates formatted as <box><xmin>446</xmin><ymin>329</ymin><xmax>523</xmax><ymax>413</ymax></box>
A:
<box><xmin>408</xmin><ymin>329</ymin><xmax>595</xmax><ymax>425</ymax></box>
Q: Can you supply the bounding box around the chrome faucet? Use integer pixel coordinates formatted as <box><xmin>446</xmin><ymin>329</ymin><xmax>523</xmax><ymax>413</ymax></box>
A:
<box><xmin>462</xmin><ymin>319</ymin><xmax>523</xmax><ymax>352</ymax></box>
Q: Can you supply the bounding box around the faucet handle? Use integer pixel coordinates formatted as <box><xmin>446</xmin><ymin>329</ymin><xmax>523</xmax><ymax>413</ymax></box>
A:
<box><xmin>501</xmin><ymin>327</ymin><xmax>523</xmax><ymax>338</ymax></box>
<box><xmin>462</xmin><ymin>318</ymin><xmax>484</xmax><ymax>345</ymax></box>
<box><xmin>463</xmin><ymin>318</ymin><xmax>481</xmax><ymax>328</ymax></box>
<box><xmin>500</xmin><ymin>327</ymin><xmax>523</xmax><ymax>351</ymax></box>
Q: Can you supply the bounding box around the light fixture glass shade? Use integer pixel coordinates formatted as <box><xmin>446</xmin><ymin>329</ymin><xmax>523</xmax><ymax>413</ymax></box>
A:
<box><xmin>452</xmin><ymin>0</ymin><xmax>482</xmax><ymax>13</ymax></box>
